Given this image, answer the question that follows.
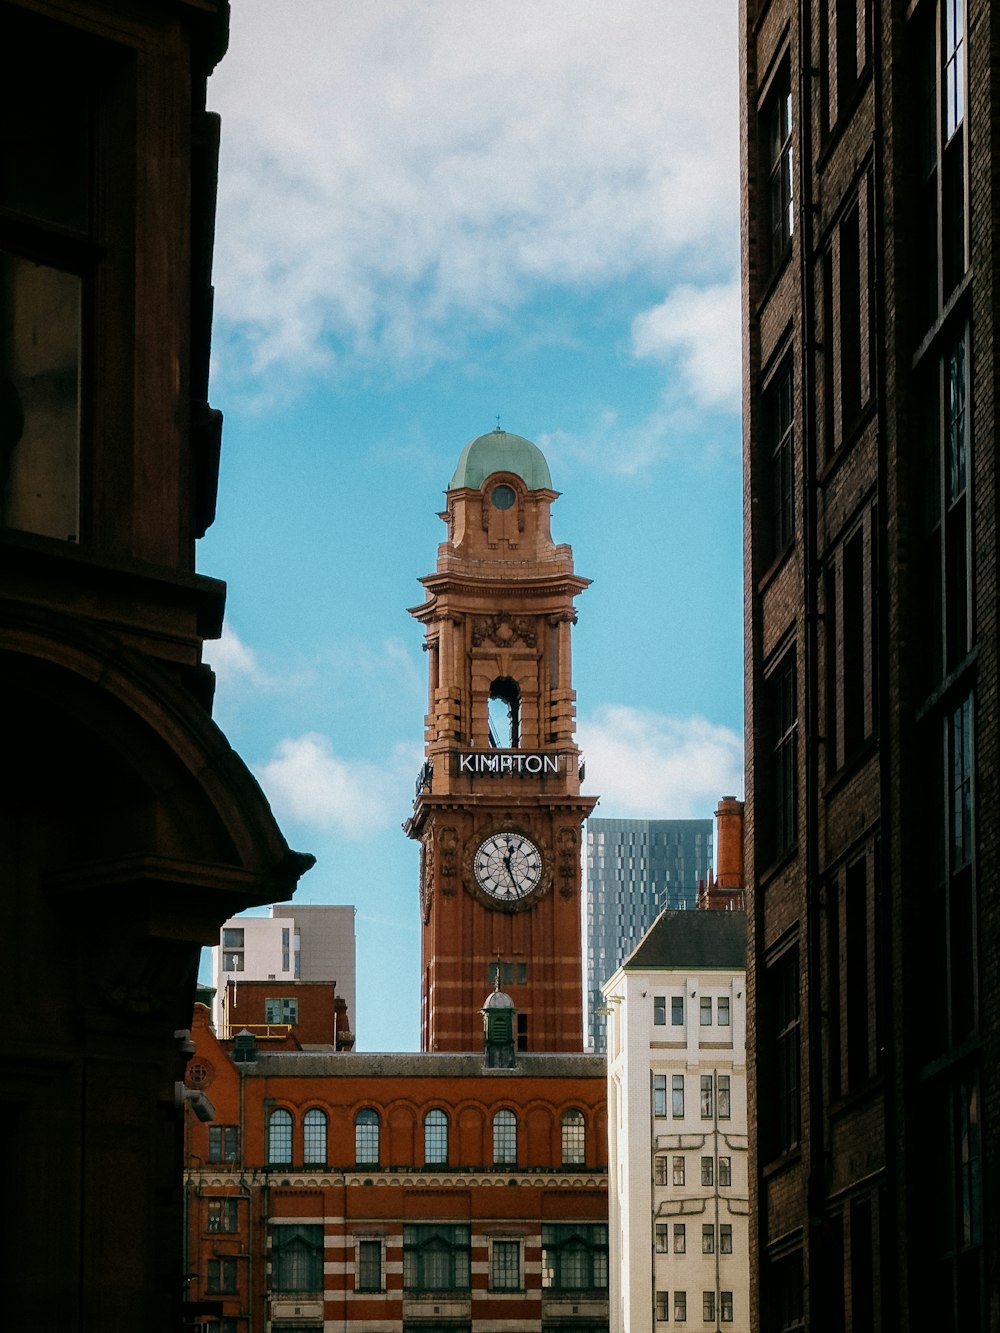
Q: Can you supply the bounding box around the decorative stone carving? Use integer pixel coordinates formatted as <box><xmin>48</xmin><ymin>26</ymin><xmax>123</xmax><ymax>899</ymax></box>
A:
<box><xmin>471</xmin><ymin>613</ymin><xmax>537</xmax><ymax>648</ymax></box>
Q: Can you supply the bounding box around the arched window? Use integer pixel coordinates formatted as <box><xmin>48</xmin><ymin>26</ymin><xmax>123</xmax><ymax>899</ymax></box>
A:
<box><xmin>303</xmin><ymin>1108</ymin><xmax>327</xmax><ymax>1165</ymax></box>
<box><xmin>488</xmin><ymin>676</ymin><xmax>520</xmax><ymax>748</ymax></box>
<box><xmin>424</xmin><ymin>1108</ymin><xmax>449</xmax><ymax>1165</ymax></box>
<box><xmin>355</xmin><ymin>1108</ymin><xmax>380</xmax><ymax>1165</ymax></box>
<box><xmin>561</xmin><ymin>1109</ymin><xmax>586</xmax><ymax>1166</ymax></box>
<box><xmin>268</xmin><ymin>1107</ymin><xmax>293</xmax><ymax>1164</ymax></box>
<box><xmin>493</xmin><ymin>1108</ymin><xmax>517</xmax><ymax>1165</ymax></box>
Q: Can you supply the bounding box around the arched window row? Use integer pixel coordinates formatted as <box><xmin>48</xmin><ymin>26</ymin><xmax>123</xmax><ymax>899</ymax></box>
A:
<box><xmin>264</xmin><ymin>1104</ymin><xmax>597</xmax><ymax>1170</ymax></box>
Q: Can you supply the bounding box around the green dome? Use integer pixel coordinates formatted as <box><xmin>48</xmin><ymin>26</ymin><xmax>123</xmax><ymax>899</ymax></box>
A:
<box><xmin>449</xmin><ymin>428</ymin><xmax>552</xmax><ymax>491</ymax></box>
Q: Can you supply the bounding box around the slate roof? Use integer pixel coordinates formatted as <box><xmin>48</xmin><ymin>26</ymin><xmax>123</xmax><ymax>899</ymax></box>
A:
<box><xmin>623</xmin><ymin>909</ymin><xmax>746</xmax><ymax>972</ymax></box>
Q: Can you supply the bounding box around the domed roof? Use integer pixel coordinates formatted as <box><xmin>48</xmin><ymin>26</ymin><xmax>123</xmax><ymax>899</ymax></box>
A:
<box><xmin>449</xmin><ymin>427</ymin><xmax>552</xmax><ymax>491</ymax></box>
<box><xmin>482</xmin><ymin>987</ymin><xmax>516</xmax><ymax>1011</ymax></box>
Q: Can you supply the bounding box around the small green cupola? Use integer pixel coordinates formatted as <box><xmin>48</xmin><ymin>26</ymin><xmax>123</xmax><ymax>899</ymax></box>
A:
<box><xmin>482</xmin><ymin>984</ymin><xmax>517</xmax><ymax>1069</ymax></box>
<box><xmin>449</xmin><ymin>427</ymin><xmax>553</xmax><ymax>492</ymax></box>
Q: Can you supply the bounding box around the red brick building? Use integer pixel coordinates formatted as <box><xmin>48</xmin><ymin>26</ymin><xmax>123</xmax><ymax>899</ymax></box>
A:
<box><xmin>183</xmin><ymin>1005</ymin><xmax>608</xmax><ymax>1333</ymax></box>
<box><xmin>184</xmin><ymin>429</ymin><xmax>609</xmax><ymax>1331</ymax></box>
<box><xmin>741</xmin><ymin>1</ymin><xmax>997</xmax><ymax>1328</ymax></box>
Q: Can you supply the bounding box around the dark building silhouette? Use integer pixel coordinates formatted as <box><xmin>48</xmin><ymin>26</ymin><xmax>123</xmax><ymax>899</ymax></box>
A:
<box><xmin>741</xmin><ymin>1</ymin><xmax>995</xmax><ymax>1329</ymax></box>
<box><xmin>0</xmin><ymin>3</ymin><xmax>310</xmax><ymax>1328</ymax></box>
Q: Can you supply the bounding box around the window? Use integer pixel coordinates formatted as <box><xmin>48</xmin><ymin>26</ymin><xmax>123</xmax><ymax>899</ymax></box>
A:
<box><xmin>655</xmin><ymin>1223</ymin><xmax>669</xmax><ymax>1253</ymax></box>
<box><xmin>762</xmin><ymin>62</ymin><xmax>794</xmax><ymax>272</ymax></box>
<box><xmin>355</xmin><ymin>1108</ymin><xmax>380</xmax><ymax>1165</ymax></box>
<box><xmin>208</xmin><ymin>1125</ymin><xmax>239</xmax><ymax>1163</ymax></box>
<box><xmin>490</xmin><ymin>1239</ymin><xmax>521</xmax><ymax>1291</ymax></box>
<box><xmin>674</xmin><ymin>1290</ymin><xmax>688</xmax><ymax>1322</ymax></box>
<box><xmin>207</xmin><ymin>1258</ymin><xmax>237</xmax><ymax>1294</ymax></box>
<box><xmin>766</xmin><ymin>946</ymin><xmax>801</xmax><ymax>1157</ymax></box>
<box><xmin>671</xmin><ymin>996</ymin><xmax>684</xmax><ymax>1025</ymax></box>
<box><xmin>562</xmin><ymin>1109</ymin><xmax>586</xmax><ymax>1165</ymax></box>
<box><xmin>207</xmin><ymin>1198</ymin><xmax>238</xmax><ymax>1234</ymax></box>
<box><xmin>673</xmin><ymin>1156</ymin><xmax>685</xmax><ymax>1187</ymax></box>
<box><xmin>655</xmin><ymin>1155</ymin><xmax>669</xmax><ymax>1186</ymax></box>
<box><xmin>914</xmin><ymin>0</ymin><xmax>967</xmax><ymax>328</ymax></box>
<box><xmin>489</xmin><ymin>960</ymin><xmax>528</xmax><ymax>986</ymax></box>
<box><xmin>265</xmin><ymin>997</ymin><xmax>298</xmax><ymax>1024</ymax></box>
<box><xmin>656</xmin><ymin>1290</ymin><xmax>669</xmax><ymax>1322</ymax></box>
<box><xmin>721</xmin><ymin>1290</ymin><xmax>734</xmax><ymax>1322</ymax></box>
<box><xmin>654</xmin><ymin>995</ymin><xmax>666</xmax><ymax>1025</ymax></box>
<box><xmin>356</xmin><ymin>1237</ymin><xmax>382</xmax><ymax>1291</ymax></box>
<box><xmin>493</xmin><ymin>1109</ymin><xmax>517</xmax><ymax>1165</ymax></box>
<box><xmin>702</xmin><ymin>1224</ymin><xmax>715</xmax><ymax>1254</ymax></box>
<box><xmin>763</xmin><ymin>358</ymin><xmax>794</xmax><ymax>559</ymax></box>
<box><xmin>767</xmin><ymin>1250</ymin><xmax>804</xmax><ymax>1331</ymax></box>
<box><xmin>704</xmin><ymin>1291</ymin><xmax>716</xmax><ymax>1321</ymax></box>
<box><xmin>222</xmin><ymin>951</ymin><xmax>244</xmax><ymax>972</ymax></box>
<box><xmin>700</xmin><ymin>997</ymin><xmax>713</xmax><ymax>1026</ymax></box>
<box><xmin>701</xmin><ymin>1156</ymin><xmax>714</xmax><ymax>1187</ymax></box>
<box><xmin>701</xmin><ymin>1075</ymin><xmax>714</xmax><ymax>1119</ymax></box>
<box><xmin>672</xmin><ymin>1075</ymin><xmax>685</xmax><ymax>1118</ymax></box>
<box><xmin>403</xmin><ymin>1224</ymin><xmax>470</xmax><ymax>1291</ymax></box>
<box><xmin>303</xmin><ymin>1108</ymin><xmax>327</xmax><ymax>1165</ymax></box>
<box><xmin>271</xmin><ymin>1223</ymin><xmax>323</xmax><ymax>1293</ymax></box>
<box><xmin>718</xmin><ymin>1075</ymin><xmax>731</xmax><ymax>1119</ymax></box>
<box><xmin>267</xmin><ymin>1108</ymin><xmax>293</xmax><ymax>1165</ymax></box>
<box><xmin>424</xmin><ymin>1108</ymin><xmax>448</xmax><ymax>1165</ymax></box>
<box><xmin>767</xmin><ymin>653</ymin><xmax>798</xmax><ymax>861</ymax></box>
<box><xmin>719</xmin><ymin>1157</ymin><xmax>732</xmax><ymax>1187</ymax></box>
<box><xmin>673</xmin><ymin>1223</ymin><xmax>686</xmax><ymax>1254</ymax></box>
<box><xmin>541</xmin><ymin>1224</ymin><xmax>608</xmax><ymax>1290</ymax></box>
<box><xmin>222</xmin><ymin>928</ymin><xmax>244</xmax><ymax>949</ymax></box>
<box><xmin>654</xmin><ymin>1074</ymin><xmax>667</xmax><ymax>1118</ymax></box>
<box><xmin>918</xmin><ymin>327</ymin><xmax>972</xmax><ymax>690</ymax></box>
<box><xmin>720</xmin><ymin>1224</ymin><xmax>733</xmax><ymax>1254</ymax></box>
<box><xmin>281</xmin><ymin>926</ymin><xmax>290</xmax><ymax>972</ymax></box>
<box><xmin>488</xmin><ymin>676</ymin><xmax>520</xmax><ymax>748</ymax></box>
<box><xmin>717</xmin><ymin>996</ymin><xmax>730</xmax><ymax>1026</ymax></box>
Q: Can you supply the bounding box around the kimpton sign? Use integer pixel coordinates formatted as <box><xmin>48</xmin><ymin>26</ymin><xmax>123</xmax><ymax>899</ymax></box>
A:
<box><xmin>455</xmin><ymin>752</ymin><xmax>563</xmax><ymax>775</ymax></box>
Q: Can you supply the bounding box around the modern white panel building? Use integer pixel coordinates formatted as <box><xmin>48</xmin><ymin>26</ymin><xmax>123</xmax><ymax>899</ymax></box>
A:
<box><xmin>211</xmin><ymin>903</ymin><xmax>356</xmax><ymax>1038</ymax></box>
<box><xmin>604</xmin><ymin>907</ymin><xmax>748</xmax><ymax>1333</ymax></box>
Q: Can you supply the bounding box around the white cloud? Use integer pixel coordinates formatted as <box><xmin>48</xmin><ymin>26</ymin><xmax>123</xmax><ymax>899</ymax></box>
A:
<box><xmin>207</xmin><ymin>1</ymin><xmax>739</xmax><ymax>387</ymax></box>
<box><xmin>205</xmin><ymin>623</ymin><xmax>276</xmax><ymax>688</ymax></box>
<box><xmin>254</xmin><ymin>733</ymin><xmax>419</xmax><ymax>840</ymax></box>
<box><xmin>578</xmin><ymin>705</ymin><xmax>743</xmax><ymax>819</ymax></box>
<box><xmin>631</xmin><ymin>280</ymin><xmax>742</xmax><ymax>411</ymax></box>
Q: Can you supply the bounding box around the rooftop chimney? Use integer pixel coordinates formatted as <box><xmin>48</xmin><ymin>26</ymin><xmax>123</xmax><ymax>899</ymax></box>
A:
<box><xmin>697</xmin><ymin>796</ymin><xmax>746</xmax><ymax>910</ymax></box>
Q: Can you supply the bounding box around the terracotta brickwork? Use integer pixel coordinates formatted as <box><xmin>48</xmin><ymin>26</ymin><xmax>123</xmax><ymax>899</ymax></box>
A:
<box><xmin>406</xmin><ymin>434</ymin><xmax>597</xmax><ymax>1051</ymax></box>
<box><xmin>183</xmin><ymin>1006</ymin><xmax>609</xmax><ymax>1331</ymax></box>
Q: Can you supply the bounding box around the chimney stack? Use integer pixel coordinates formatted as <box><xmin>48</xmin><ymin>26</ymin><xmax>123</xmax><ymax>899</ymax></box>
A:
<box><xmin>697</xmin><ymin>796</ymin><xmax>746</xmax><ymax>910</ymax></box>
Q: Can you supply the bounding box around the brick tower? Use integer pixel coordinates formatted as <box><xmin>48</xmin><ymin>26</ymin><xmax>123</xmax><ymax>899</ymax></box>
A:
<box><xmin>405</xmin><ymin>428</ymin><xmax>597</xmax><ymax>1052</ymax></box>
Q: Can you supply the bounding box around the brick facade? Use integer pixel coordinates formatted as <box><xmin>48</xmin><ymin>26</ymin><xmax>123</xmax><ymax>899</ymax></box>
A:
<box><xmin>741</xmin><ymin>1</ymin><xmax>998</xmax><ymax>1328</ymax></box>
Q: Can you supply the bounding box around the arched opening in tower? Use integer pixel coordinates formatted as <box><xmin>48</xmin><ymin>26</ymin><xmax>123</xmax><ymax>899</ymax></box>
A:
<box><xmin>488</xmin><ymin>676</ymin><xmax>520</xmax><ymax>748</ymax></box>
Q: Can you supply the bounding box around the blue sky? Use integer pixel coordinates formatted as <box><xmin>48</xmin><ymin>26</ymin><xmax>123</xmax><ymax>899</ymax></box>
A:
<box><xmin>199</xmin><ymin>1</ymin><xmax>744</xmax><ymax>1051</ymax></box>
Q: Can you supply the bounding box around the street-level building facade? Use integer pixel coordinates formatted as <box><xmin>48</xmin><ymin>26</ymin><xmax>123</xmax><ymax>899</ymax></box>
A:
<box><xmin>183</xmin><ymin>1004</ymin><xmax>609</xmax><ymax>1333</ymax></box>
<box><xmin>0</xmin><ymin>3</ymin><xmax>311</xmax><ymax>1328</ymax></box>
<box><xmin>741</xmin><ymin>0</ymin><xmax>997</xmax><ymax>1327</ymax></box>
<box><xmin>604</xmin><ymin>909</ymin><xmax>748</xmax><ymax>1333</ymax></box>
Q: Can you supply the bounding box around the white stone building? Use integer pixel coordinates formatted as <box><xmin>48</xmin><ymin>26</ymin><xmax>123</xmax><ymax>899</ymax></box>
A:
<box><xmin>211</xmin><ymin>902</ymin><xmax>356</xmax><ymax>1038</ymax></box>
<box><xmin>604</xmin><ymin>907</ymin><xmax>748</xmax><ymax>1333</ymax></box>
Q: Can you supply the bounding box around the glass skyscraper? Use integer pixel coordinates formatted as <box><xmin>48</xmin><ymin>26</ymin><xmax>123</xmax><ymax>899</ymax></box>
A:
<box><xmin>584</xmin><ymin>817</ymin><xmax>713</xmax><ymax>1051</ymax></box>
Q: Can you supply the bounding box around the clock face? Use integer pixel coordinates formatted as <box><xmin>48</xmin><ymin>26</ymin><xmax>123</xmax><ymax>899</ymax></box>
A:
<box><xmin>473</xmin><ymin>831</ymin><xmax>543</xmax><ymax>901</ymax></box>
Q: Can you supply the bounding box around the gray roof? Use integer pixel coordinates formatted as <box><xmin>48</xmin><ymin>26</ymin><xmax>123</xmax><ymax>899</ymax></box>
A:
<box><xmin>623</xmin><ymin>909</ymin><xmax>746</xmax><ymax>972</ymax></box>
<box><xmin>244</xmin><ymin>1051</ymin><xmax>606</xmax><ymax>1078</ymax></box>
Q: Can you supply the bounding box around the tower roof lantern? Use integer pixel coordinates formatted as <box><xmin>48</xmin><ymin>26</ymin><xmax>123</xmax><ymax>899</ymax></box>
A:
<box><xmin>449</xmin><ymin>427</ymin><xmax>553</xmax><ymax>492</ymax></box>
<box><xmin>482</xmin><ymin>986</ymin><xmax>516</xmax><ymax>1011</ymax></box>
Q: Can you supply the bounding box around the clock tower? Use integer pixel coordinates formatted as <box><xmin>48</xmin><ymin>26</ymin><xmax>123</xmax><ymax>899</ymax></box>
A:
<box><xmin>405</xmin><ymin>428</ymin><xmax>597</xmax><ymax>1052</ymax></box>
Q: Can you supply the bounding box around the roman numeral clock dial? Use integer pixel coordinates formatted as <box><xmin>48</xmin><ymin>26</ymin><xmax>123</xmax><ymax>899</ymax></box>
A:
<box><xmin>473</xmin><ymin>831</ymin><xmax>543</xmax><ymax>903</ymax></box>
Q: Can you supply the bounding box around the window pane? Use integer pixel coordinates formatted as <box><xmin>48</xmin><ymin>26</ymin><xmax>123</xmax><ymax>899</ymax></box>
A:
<box><xmin>303</xmin><ymin>1108</ymin><xmax>327</xmax><ymax>1164</ymax></box>
<box><xmin>493</xmin><ymin>1108</ymin><xmax>517</xmax><ymax>1164</ymax></box>
<box><xmin>357</xmin><ymin>1238</ymin><xmax>381</xmax><ymax>1290</ymax></box>
<box><xmin>355</xmin><ymin>1108</ymin><xmax>379</xmax><ymax>1164</ymax></box>
<box><xmin>562</xmin><ymin>1109</ymin><xmax>585</xmax><ymax>1165</ymax></box>
<box><xmin>424</xmin><ymin>1109</ymin><xmax>448</xmax><ymax>1164</ymax></box>
<box><xmin>490</xmin><ymin>1239</ymin><xmax>520</xmax><ymax>1290</ymax></box>
<box><xmin>268</xmin><ymin>1109</ymin><xmax>293</xmax><ymax>1164</ymax></box>
<box><xmin>271</xmin><ymin>1224</ymin><xmax>323</xmax><ymax>1293</ymax></box>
